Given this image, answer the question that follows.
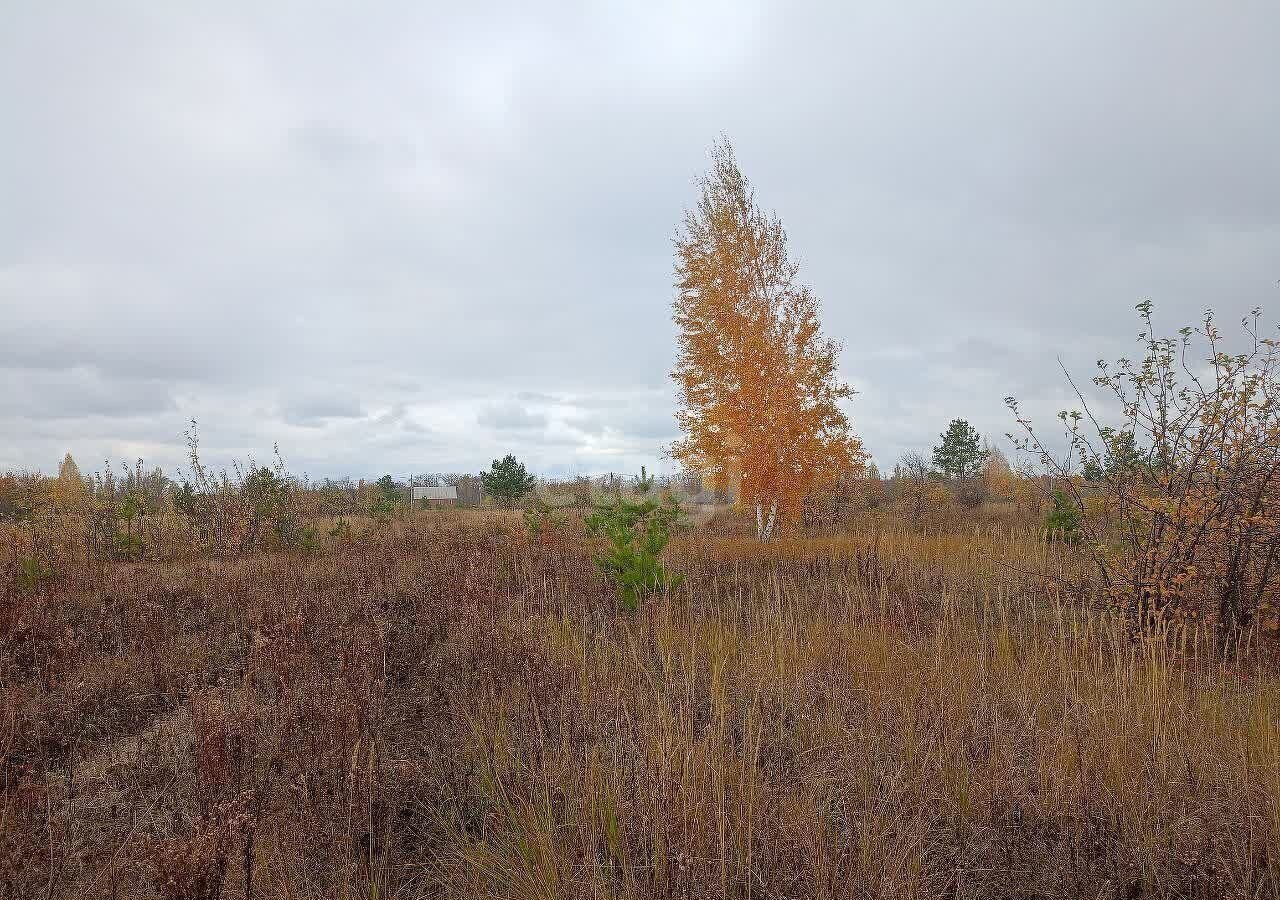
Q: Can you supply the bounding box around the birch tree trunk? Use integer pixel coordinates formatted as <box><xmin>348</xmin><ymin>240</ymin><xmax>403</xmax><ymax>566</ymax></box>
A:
<box><xmin>763</xmin><ymin>499</ymin><xmax>778</xmax><ymax>542</ymax></box>
<box><xmin>755</xmin><ymin>499</ymin><xmax>779</xmax><ymax>542</ymax></box>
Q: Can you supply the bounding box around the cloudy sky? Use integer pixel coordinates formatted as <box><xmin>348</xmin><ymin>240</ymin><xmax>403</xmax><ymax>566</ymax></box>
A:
<box><xmin>2</xmin><ymin>2</ymin><xmax>1277</xmax><ymax>481</ymax></box>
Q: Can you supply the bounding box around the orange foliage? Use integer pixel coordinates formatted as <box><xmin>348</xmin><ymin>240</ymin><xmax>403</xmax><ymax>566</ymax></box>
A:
<box><xmin>982</xmin><ymin>446</ymin><xmax>1016</xmax><ymax>500</ymax></box>
<box><xmin>671</xmin><ymin>139</ymin><xmax>865</xmax><ymax>539</ymax></box>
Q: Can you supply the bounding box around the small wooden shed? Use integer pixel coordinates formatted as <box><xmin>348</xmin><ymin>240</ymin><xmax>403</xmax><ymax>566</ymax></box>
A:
<box><xmin>411</xmin><ymin>486</ymin><xmax>458</xmax><ymax>506</ymax></box>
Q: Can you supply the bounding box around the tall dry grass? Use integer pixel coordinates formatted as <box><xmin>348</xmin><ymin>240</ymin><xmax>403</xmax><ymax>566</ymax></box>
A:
<box><xmin>2</xmin><ymin>510</ymin><xmax>1277</xmax><ymax>898</ymax></box>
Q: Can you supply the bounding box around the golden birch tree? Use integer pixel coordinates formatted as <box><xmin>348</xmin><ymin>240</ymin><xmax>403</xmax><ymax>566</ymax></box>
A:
<box><xmin>671</xmin><ymin>139</ymin><xmax>866</xmax><ymax>540</ymax></box>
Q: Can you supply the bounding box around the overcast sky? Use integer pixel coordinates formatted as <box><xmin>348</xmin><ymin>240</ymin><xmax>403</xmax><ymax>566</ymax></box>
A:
<box><xmin>2</xmin><ymin>2</ymin><xmax>1277</xmax><ymax>481</ymax></box>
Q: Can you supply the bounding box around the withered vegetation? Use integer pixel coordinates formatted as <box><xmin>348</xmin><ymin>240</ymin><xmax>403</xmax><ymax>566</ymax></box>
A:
<box><xmin>3</xmin><ymin>480</ymin><xmax>1279</xmax><ymax>898</ymax></box>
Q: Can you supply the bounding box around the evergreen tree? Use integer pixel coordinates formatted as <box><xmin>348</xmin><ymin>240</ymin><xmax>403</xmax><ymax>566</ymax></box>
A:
<box><xmin>480</xmin><ymin>454</ymin><xmax>536</xmax><ymax>507</ymax></box>
<box><xmin>1103</xmin><ymin>429</ymin><xmax>1144</xmax><ymax>476</ymax></box>
<box><xmin>1044</xmin><ymin>489</ymin><xmax>1082</xmax><ymax>543</ymax></box>
<box><xmin>634</xmin><ymin>465</ymin><xmax>655</xmax><ymax>495</ymax></box>
<box><xmin>1080</xmin><ymin>455</ymin><xmax>1104</xmax><ymax>482</ymax></box>
<box><xmin>369</xmin><ymin>474</ymin><xmax>402</xmax><ymax>524</ymax></box>
<box><xmin>1080</xmin><ymin>429</ymin><xmax>1145</xmax><ymax>481</ymax></box>
<box><xmin>932</xmin><ymin>419</ymin><xmax>987</xmax><ymax>479</ymax></box>
<box><xmin>375</xmin><ymin>474</ymin><xmax>401</xmax><ymax>502</ymax></box>
<box><xmin>585</xmin><ymin>493</ymin><xmax>684</xmax><ymax>609</ymax></box>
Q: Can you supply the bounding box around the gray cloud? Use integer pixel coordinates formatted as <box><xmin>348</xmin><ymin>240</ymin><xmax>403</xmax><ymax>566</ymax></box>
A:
<box><xmin>477</xmin><ymin>400</ymin><xmax>549</xmax><ymax>432</ymax></box>
<box><xmin>2</xmin><ymin>366</ymin><xmax>175</xmax><ymax>421</ymax></box>
<box><xmin>279</xmin><ymin>392</ymin><xmax>364</xmax><ymax>427</ymax></box>
<box><xmin>2</xmin><ymin>1</ymin><xmax>1277</xmax><ymax>480</ymax></box>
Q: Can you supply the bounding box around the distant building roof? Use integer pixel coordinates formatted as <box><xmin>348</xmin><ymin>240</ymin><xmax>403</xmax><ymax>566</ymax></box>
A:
<box><xmin>412</xmin><ymin>486</ymin><xmax>458</xmax><ymax>501</ymax></box>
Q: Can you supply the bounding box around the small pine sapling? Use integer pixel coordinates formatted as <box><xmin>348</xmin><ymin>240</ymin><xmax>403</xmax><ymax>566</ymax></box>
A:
<box><xmin>523</xmin><ymin>497</ymin><xmax>567</xmax><ymax>543</ymax></box>
<box><xmin>17</xmin><ymin>556</ymin><xmax>54</xmax><ymax>593</ymax></box>
<box><xmin>585</xmin><ymin>493</ymin><xmax>684</xmax><ymax>609</ymax></box>
<box><xmin>1044</xmin><ymin>489</ymin><xmax>1082</xmax><ymax>543</ymax></box>
<box><xmin>370</xmin><ymin>475</ymin><xmax>401</xmax><ymax>525</ymax></box>
<box><xmin>635</xmin><ymin>465</ymin><xmax>655</xmax><ymax>495</ymax></box>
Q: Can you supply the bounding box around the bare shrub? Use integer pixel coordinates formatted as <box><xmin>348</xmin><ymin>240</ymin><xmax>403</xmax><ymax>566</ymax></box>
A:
<box><xmin>1010</xmin><ymin>302</ymin><xmax>1280</xmax><ymax>643</ymax></box>
<box><xmin>951</xmin><ymin>476</ymin><xmax>990</xmax><ymax>509</ymax></box>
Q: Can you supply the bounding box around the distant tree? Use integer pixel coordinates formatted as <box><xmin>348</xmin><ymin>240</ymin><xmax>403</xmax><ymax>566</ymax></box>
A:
<box><xmin>1103</xmin><ymin>429</ymin><xmax>1144</xmax><ymax>476</ymax></box>
<box><xmin>480</xmin><ymin>454</ymin><xmax>536</xmax><ymax>508</ymax></box>
<box><xmin>898</xmin><ymin>452</ymin><xmax>932</xmax><ymax>482</ymax></box>
<box><xmin>1080</xmin><ymin>429</ymin><xmax>1144</xmax><ymax>481</ymax></box>
<box><xmin>54</xmin><ymin>452</ymin><xmax>88</xmax><ymax>508</ymax></box>
<box><xmin>57</xmin><ymin>452</ymin><xmax>83</xmax><ymax>485</ymax></box>
<box><xmin>863</xmin><ymin>461</ymin><xmax>887</xmax><ymax>508</ymax></box>
<box><xmin>0</xmin><ymin>472</ymin><xmax>44</xmax><ymax>523</ymax></box>
<box><xmin>369</xmin><ymin>474</ymin><xmax>402</xmax><ymax>524</ymax></box>
<box><xmin>375</xmin><ymin>474</ymin><xmax>401</xmax><ymax>502</ymax></box>
<box><xmin>932</xmin><ymin>419</ymin><xmax>987</xmax><ymax>479</ymax></box>
<box><xmin>982</xmin><ymin>445</ymin><xmax>1016</xmax><ymax>499</ymax></box>
<box><xmin>1080</xmin><ymin>455</ymin><xmax>1104</xmax><ymax>482</ymax></box>
<box><xmin>241</xmin><ymin>466</ymin><xmax>293</xmax><ymax>550</ymax></box>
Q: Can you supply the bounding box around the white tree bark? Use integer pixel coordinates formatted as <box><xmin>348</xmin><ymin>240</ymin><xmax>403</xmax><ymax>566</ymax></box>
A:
<box><xmin>755</xmin><ymin>499</ymin><xmax>779</xmax><ymax>542</ymax></box>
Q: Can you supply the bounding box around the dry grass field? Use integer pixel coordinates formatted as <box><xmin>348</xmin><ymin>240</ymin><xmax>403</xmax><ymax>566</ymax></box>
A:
<box><xmin>3</xmin><ymin>503</ymin><xmax>1278</xmax><ymax>900</ymax></box>
<box><xmin>8</xmin><ymin>8</ymin><xmax>1279</xmax><ymax>897</ymax></box>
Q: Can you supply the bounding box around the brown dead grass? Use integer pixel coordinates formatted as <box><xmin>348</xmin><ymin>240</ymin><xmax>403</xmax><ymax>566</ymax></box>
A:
<box><xmin>2</xmin><ymin>510</ymin><xmax>1278</xmax><ymax>899</ymax></box>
